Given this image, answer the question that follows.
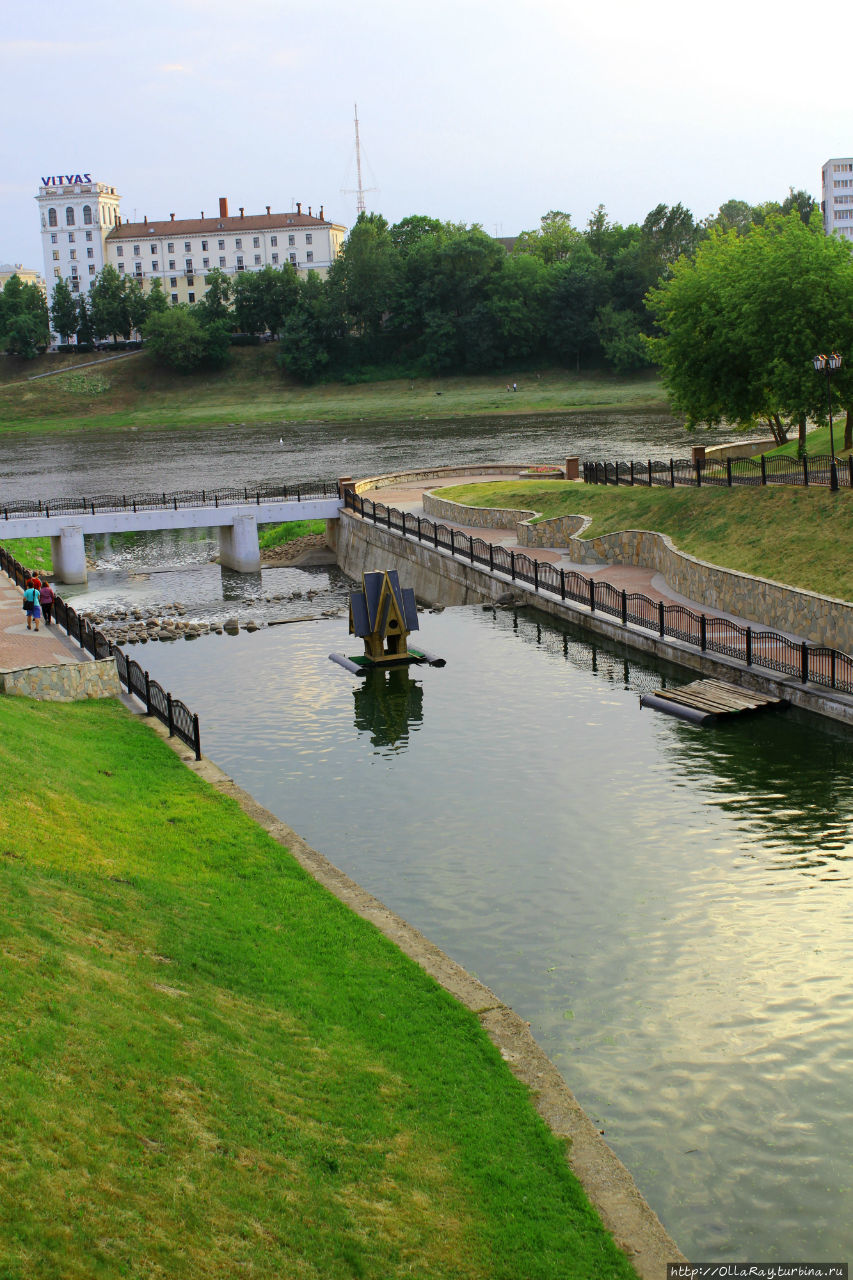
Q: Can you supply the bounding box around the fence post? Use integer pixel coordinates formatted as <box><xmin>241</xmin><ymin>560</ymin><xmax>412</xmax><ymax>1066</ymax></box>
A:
<box><xmin>630</xmin><ymin>460</ymin><xmax>635</xmax><ymax>486</ymax></box>
<box><xmin>670</xmin><ymin>458</ymin><xmax>675</xmax><ymax>488</ymax></box>
<box><xmin>167</xmin><ymin>691</ymin><xmax>175</xmax><ymax>737</ymax></box>
<box><xmin>760</xmin><ymin>454</ymin><xmax>767</xmax><ymax>485</ymax></box>
<box><xmin>832</xmin><ymin>649</ymin><xmax>837</xmax><ymax>690</ymax></box>
<box><xmin>614</xmin><ymin>461</ymin><xmax>619</xmax><ymax>486</ymax></box>
<box><xmin>621</xmin><ymin>589</ymin><xmax>627</xmax><ymax>624</ymax></box>
<box><xmin>434</xmin><ymin>524</ymin><xmax>438</xmax><ymax>549</ymax></box>
<box><xmin>589</xmin><ymin>578</ymin><xmax>595</xmax><ymax>613</ymax></box>
<box><xmin>831</xmin><ymin>461</ymin><xmax>839</xmax><ymax>492</ymax></box>
<box><xmin>726</xmin><ymin>457</ymin><xmax>732</xmax><ymax>487</ymax></box>
<box><xmin>658</xmin><ymin>600</ymin><xmax>664</xmax><ymax>637</ymax></box>
<box><xmin>470</xmin><ymin>537</ymin><xmax>474</xmax><ymax>565</ymax></box>
<box><xmin>801</xmin><ymin>642</ymin><xmax>809</xmax><ymax>684</ymax></box>
<box><xmin>450</xmin><ymin>529</ymin><xmax>455</xmax><ymax>556</ymax></box>
<box><xmin>560</xmin><ymin>568</ymin><xmax>566</xmax><ymax>601</ymax></box>
<box><xmin>417</xmin><ymin>516</ymin><xmax>422</xmax><ymax>541</ymax></box>
<box><xmin>803</xmin><ymin>457</ymin><xmax>809</xmax><ymax>487</ymax></box>
<box><xmin>745</xmin><ymin>628</ymin><xmax>752</xmax><ymax>666</ymax></box>
<box><xmin>510</xmin><ymin>551</ymin><xmax>516</xmax><ymax>581</ymax></box>
<box><xmin>193</xmin><ymin>714</ymin><xmax>202</xmax><ymax>762</ymax></box>
<box><xmin>387</xmin><ymin>507</ymin><xmax>392</xmax><ymax>529</ymax></box>
<box><xmin>534</xmin><ymin>561</ymin><xmax>539</xmax><ymax>593</ymax></box>
<box><xmin>700</xmin><ymin>614</ymin><xmax>707</xmax><ymax>651</ymax></box>
<box><xmin>489</xmin><ymin>543</ymin><xmax>494</xmax><ymax>573</ymax></box>
<box><xmin>602</xmin><ymin>461</ymin><xmax>608</xmax><ymax>486</ymax></box>
<box><xmin>648</xmin><ymin>459</ymin><xmax>653</xmax><ymax>486</ymax></box>
<box><xmin>144</xmin><ymin>669</ymin><xmax>152</xmax><ymax>715</ymax></box>
<box><xmin>695</xmin><ymin>461</ymin><xmax>702</xmax><ymax>487</ymax></box>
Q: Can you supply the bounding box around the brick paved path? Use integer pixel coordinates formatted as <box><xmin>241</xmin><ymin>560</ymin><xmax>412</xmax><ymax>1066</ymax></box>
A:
<box><xmin>0</xmin><ymin>575</ymin><xmax>90</xmax><ymax>672</ymax></box>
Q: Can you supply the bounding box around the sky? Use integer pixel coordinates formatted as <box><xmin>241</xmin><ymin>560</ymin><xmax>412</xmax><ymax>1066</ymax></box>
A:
<box><xmin>2</xmin><ymin>0</ymin><xmax>850</xmax><ymax>272</ymax></box>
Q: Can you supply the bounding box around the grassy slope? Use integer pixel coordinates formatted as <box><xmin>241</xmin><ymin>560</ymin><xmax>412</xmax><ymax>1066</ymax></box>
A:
<box><xmin>0</xmin><ymin>348</ymin><xmax>667</xmax><ymax>434</ymax></box>
<box><xmin>0</xmin><ymin>697</ymin><xmax>636</xmax><ymax>1280</ymax></box>
<box><xmin>440</xmin><ymin>480</ymin><xmax>853</xmax><ymax>602</ymax></box>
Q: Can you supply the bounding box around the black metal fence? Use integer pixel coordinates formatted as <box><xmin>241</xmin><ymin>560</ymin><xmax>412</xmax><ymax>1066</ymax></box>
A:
<box><xmin>0</xmin><ymin>545</ymin><xmax>201</xmax><ymax>759</ymax></box>
<box><xmin>582</xmin><ymin>453</ymin><xmax>853</xmax><ymax>491</ymax></box>
<box><xmin>342</xmin><ymin>487</ymin><xmax>853</xmax><ymax>696</ymax></box>
<box><xmin>1</xmin><ymin>478</ymin><xmax>340</xmax><ymax>522</ymax></box>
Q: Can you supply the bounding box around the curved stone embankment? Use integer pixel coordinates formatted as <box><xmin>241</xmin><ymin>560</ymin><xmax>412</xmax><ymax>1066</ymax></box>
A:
<box><xmin>145</xmin><ymin>716</ymin><xmax>685</xmax><ymax>1280</ymax></box>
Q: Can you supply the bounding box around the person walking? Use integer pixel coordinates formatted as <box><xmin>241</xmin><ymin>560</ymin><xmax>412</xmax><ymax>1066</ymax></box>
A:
<box><xmin>23</xmin><ymin>582</ymin><xmax>41</xmax><ymax>631</ymax></box>
<box><xmin>39</xmin><ymin>579</ymin><xmax>54</xmax><ymax>626</ymax></box>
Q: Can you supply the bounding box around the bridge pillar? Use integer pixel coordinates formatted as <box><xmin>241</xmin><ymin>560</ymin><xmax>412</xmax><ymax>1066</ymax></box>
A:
<box><xmin>50</xmin><ymin>526</ymin><xmax>87</xmax><ymax>584</ymax></box>
<box><xmin>218</xmin><ymin>513</ymin><xmax>261</xmax><ymax>573</ymax></box>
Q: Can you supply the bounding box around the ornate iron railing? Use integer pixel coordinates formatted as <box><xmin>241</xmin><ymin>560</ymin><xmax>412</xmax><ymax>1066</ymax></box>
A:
<box><xmin>582</xmin><ymin>453</ymin><xmax>853</xmax><ymax>491</ymax></box>
<box><xmin>0</xmin><ymin>544</ymin><xmax>201</xmax><ymax>758</ymax></box>
<box><xmin>0</xmin><ymin>478</ymin><xmax>339</xmax><ymax>522</ymax></box>
<box><xmin>342</xmin><ymin>487</ymin><xmax>853</xmax><ymax>696</ymax></box>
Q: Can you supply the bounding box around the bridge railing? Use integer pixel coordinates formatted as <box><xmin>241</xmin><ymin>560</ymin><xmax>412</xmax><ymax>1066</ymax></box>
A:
<box><xmin>342</xmin><ymin>487</ymin><xmax>853</xmax><ymax>696</ymax></box>
<box><xmin>1</xmin><ymin>479</ymin><xmax>340</xmax><ymax>521</ymax></box>
<box><xmin>0</xmin><ymin>544</ymin><xmax>201</xmax><ymax>759</ymax></box>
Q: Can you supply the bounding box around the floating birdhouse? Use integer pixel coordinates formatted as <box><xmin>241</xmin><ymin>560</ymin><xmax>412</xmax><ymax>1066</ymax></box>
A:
<box><xmin>349</xmin><ymin>569</ymin><xmax>419</xmax><ymax>666</ymax></box>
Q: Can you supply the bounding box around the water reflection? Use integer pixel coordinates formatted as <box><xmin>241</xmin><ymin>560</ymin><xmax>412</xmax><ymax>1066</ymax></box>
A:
<box><xmin>352</xmin><ymin>666</ymin><xmax>424</xmax><ymax>753</ymax></box>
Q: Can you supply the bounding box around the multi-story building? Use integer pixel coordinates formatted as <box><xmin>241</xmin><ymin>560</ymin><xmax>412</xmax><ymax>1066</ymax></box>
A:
<box><xmin>37</xmin><ymin>176</ymin><xmax>346</xmax><ymax>308</ymax></box>
<box><xmin>821</xmin><ymin>158</ymin><xmax>853</xmax><ymax>240</ymax></box>
<box><xmin>0</xmin><ymin>264</ymin><xmax>45</xmax><ymax>293</ymax></box>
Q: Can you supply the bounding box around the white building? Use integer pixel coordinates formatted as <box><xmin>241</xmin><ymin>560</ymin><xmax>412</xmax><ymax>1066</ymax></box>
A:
<box><xmin>36</xmin><ymin>175</ymin><xmax>346</xmax><ymax>309</ymax></box>
<box><xmin>36</xmin><ymin>174</ymin><xmax>121</xmax><ymax>301</ymax></box>
<box><xmin>821</xmin><ymin>158</ymin><xmax>853</xmax><ymax>240</ymax></box>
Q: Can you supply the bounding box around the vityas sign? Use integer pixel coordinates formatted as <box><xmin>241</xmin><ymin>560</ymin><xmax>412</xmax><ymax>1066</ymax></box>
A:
<box><xmin>41</xmin><ymin>174</ymin><xmax>93</xmax><ymax>186</ymax></box>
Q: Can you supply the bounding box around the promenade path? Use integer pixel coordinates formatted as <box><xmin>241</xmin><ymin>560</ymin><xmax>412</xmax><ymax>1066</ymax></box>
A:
<box><xmin>356</xmin><ymin>473</ymin><xmax>811</xmax><ymax>646</ymax></box>
<box><xmin>0</xmin><ymin>573</ymin><xmax>89</xmax><ymax>673</ymax></box>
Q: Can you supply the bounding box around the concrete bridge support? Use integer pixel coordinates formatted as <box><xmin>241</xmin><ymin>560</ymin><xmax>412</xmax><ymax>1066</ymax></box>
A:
<box><xmin>218</xmin><ymin>513</ymin><xmax>261</xmax><ymax>573</ymax></box>
<box><xmin>50</xmin><ymin>526</ymin><xmax>87</xmax><ymax>584</ymax></box>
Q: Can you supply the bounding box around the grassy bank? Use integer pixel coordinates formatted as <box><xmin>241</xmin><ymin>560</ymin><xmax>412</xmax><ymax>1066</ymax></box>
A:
<box><xmin>0</xmin><ymin>697</ymin><xmax>636</xmax><ymax>1280</ymax></box>
<box><xmin>0</xmin><ymin>347</ymin><xmax>668</xmax><ymax>435</ymax></box>
<box><xmin>440</xmin><ymin>480</ymin><xmax>853</xmax><ymax>602</ymax></box>
<box><xmin>1</xmin><ymin>537</ymin><xmax>52</xmax><ymax>574</ymax></box>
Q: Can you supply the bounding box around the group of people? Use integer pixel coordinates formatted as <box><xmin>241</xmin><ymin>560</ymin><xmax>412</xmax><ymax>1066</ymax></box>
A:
<box><xmin>22</xmin><ymin>574</ymin><xmax>55</xmax><ymax>632</ymax></box>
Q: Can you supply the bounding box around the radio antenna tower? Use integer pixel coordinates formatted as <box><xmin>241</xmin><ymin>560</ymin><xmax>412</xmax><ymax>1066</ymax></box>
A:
<box><xmin>341</xmin><ymin>103</ymin><xmax>378</xmax><ymax>217</ymax></box>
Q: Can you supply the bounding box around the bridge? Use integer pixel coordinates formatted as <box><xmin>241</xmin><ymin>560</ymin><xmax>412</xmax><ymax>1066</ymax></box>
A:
<box><xmin>0</xmin><ymin>480</ymin><xmax>344</xmax><ymax>582</ymax></box>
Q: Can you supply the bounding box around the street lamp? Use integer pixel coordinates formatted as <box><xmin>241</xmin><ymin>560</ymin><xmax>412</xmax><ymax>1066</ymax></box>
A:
<box><xmin>813</xmin><ymin>352</ymin><xmax>843</xmax><ymax>474</ymax></box>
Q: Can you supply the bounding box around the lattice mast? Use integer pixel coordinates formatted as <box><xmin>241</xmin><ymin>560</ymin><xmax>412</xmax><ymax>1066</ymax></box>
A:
<box><xmin>354</xmin><ymin>103</ymin><xmax>366</xmax><ymax>215</ymax></box>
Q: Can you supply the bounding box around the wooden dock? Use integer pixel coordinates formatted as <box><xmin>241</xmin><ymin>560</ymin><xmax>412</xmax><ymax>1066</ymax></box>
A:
<box><xmin>640</xmin><ymin>678</ymin><xmax>788</xmax><ymax>725</ymax></box>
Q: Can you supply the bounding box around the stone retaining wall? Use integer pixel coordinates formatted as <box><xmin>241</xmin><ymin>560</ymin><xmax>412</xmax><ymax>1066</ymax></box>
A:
<box><xmin>0</xmin><ymin>658</ymin><xmax>121</xmax><ymax>701</ymax></box>
<box><xmin>424</xmin><ymin>491</ymin><xmax>536</xmax><ymax>531</ymax></box>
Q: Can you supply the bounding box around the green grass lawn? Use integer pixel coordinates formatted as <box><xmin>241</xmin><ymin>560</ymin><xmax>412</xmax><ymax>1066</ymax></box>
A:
<box><xmin>258</xmin><ymin>519</ymin><xmax>326</xmax><ymax>548</ymax></box>
<box><xmin>0</xmin><ymin>348</ymin><xmax>667</xmax><ymax>435</ymax></box>
<box><xmin>2</xmin><ymin>537</ymin><xmax>52</xmax><ymax>574</ymax></box>
<box><xmin>0</xmin><ymin>697</ymin><xmax>637</xmax><ymax>1280</ymax></box>
<box><xmin>439</xmin><ymin>480</ymin><xmax>853</xmax><ymax>602</ymax></box>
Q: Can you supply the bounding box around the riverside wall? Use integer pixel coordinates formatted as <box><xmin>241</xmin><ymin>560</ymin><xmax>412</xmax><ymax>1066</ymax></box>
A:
<box><xmin>0</xmin><ymin>657</ymin><xmax>121</xmax><ymax>701</ymax></box>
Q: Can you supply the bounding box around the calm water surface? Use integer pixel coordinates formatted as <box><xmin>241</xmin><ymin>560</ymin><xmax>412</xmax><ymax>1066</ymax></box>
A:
<box><xmin>132</xmin><ymin>604</ymin><xmax>853</xmax><ymax>1263</ymax></box>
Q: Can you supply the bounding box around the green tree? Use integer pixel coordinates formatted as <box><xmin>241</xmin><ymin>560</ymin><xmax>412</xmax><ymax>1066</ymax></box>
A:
<box><xmin>277</xmin><ymin>272</ymin><xmax>333</xmax><ymax>382</ymax></box>
<box><xmin>89</xmin><ymin>265</ymin><xmax>131</xmax><ymax>341</ymax></box>
<box><xmin>0</xmin><ymin>275</ymin><xmax>49</xmax><ymax>358</ymax></box>
<box><xmin>197</xmin><ymin>268</ymin><xmax>232</xmax><ymax>325</ymax></box>
<box><xmin>143</xmin><ymin>307</ymin><xmax>230</xmax><ymax>373</ymax></box>
<box><xmin>514</xmin><ymin>210</ymin><xmax>579</xmax><ymax>264</ymax></box>
<box><xmin>76</xmin><ymin>294</ymin><xmax>94</xmax><ymax>347</ymax></box>
<box><xmin>326</xmin><ymin>212</ymin><xmax>401</xmax><ymax>358</ymax></box>
<box><xmin>49</xmin><ymin>278</ymin><xmax>78</xmax><ymax>344</ymax></box>
<box><xmin>146</xmin><ymin>277</ymin><xmax>168</xmax><ymax>317</ymax></box>
<box><xmin>232</xmin><ymin>266</ymin><xmax>298</xmax><ymax>335</ymax></box>
<box><xmin>124</xmin><ymin>277</ymin><xmax>149</xmax><ymax>335</ymax></box>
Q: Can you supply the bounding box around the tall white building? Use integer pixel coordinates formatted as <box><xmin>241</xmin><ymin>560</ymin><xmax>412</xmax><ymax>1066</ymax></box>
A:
<box><xmin>36</xmin><ymin>174</ymin><xmax>121</xmax><ymax>301</ymax></box>
<box><xmin>821</xmin><ymin>158</ymin><xmax>853</xmax><ymax>240</ymax></box>
<box><xmin>36</xmin><ymin>175</ymin><xmax>346</xmax><ymax>309</ymax></box>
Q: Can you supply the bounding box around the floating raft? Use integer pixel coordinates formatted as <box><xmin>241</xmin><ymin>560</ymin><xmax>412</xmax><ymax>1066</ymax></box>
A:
<box><xmin>640</xmin><ymin>678</ymin><xmax>787</xmax><ymax>726</ymax></box>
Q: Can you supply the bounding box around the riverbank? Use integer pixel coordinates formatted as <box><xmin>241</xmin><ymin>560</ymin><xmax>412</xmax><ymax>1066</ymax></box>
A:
<box><xmin>0</xmin><ymin>694</ymin><xmax>664</xmax><ymax>1279</ymax></box>
<box><xmin>0</xmin><ymin>348</ymin><xmax>668</xmax><ymax>434</ymax></box>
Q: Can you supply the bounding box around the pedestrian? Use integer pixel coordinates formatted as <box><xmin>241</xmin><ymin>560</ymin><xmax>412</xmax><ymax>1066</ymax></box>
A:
<box><xmin>513</xmin><ymin>382</ymin><xmax>517</xmax><ymax>392</ymax></box>
<box><xmin>39</xmin><ymin>579</ymin><xmax>54</xmax><ymax>626</ymax></box>
<box><xmin>23</xmin><ymin>581</ymin><xmax>41</xmax><ymax>632</ymax></box>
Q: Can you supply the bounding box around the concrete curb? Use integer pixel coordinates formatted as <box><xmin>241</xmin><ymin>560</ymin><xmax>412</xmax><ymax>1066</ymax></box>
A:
<box><xmin>146</xmin><ymin>715</ymin><xmax>686</xmax><ymax>1280</ymax></box>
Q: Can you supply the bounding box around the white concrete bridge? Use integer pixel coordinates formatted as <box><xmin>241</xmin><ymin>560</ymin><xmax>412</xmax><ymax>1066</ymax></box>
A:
<box><xmin>0</xmin><ymin>483</ymin><xmax>344</xmax><ymax>582</ymax></box>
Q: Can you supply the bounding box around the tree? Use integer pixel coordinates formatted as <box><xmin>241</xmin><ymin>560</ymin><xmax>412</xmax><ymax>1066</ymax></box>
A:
<box><xmin>89</xmin><ymin>265</ymin><xmax>131</xmax><ymax>341</ymax></box>
<box><xmin>0</xmin><ymin>275</ymin><xmax>49</xmax><ymax>358</ymax></box>
<box><xmin>143</xmin><ymin>307</ymin><xmax>230</xmax><ymax>373</ymax></box>
<box><xmin>548</xmin><ymin>241</ymin><xmax>606</xmax><ymax>370</ymax></box>
<box><xmin>277</xmin><ymin>272</ymin><xmax>333</xmax><ymax>382</ymax></box>
<box><xmin>76</xmin><ymin>294</ymin><xmax>94</xmax><ymax>347</ymax></box>
<box><xmin>146</xmin><ymin>278</ymin><xmax>168</xmax><ymax>317</ymax></box>
<box><xmin>124</xmin><ymin>277</ymin><xmax>149</xmax><ymax>335</ymax></box>
<box><xmin>326</xmin><ymin>212</ymin><xmax>401</xmax><ymax>358</ymax></box>
<box><xmin>50</xmin><ymin>278</ymin><xmax>78</xmax><ymax>343</ymax></box>
<box><xmin>231</xmin><ymin>266</ymin><xmax>298</xmax><ymax>335</ymax></box>
<box><xmin>197</xmin><ymin>268</ymin><xmax>232</xmax><ymax>325</ymax></box>
<box><xmin>514</xmin><ymin>210</ymin><xmax>579</xmax><ymax>264</ymax></box>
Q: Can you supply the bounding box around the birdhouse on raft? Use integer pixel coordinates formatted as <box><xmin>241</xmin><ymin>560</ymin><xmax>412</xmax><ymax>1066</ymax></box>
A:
<box><xmin>348</xmin><ymin>569</ymin><xmax>419</xmax><ymax>666</ymax></box>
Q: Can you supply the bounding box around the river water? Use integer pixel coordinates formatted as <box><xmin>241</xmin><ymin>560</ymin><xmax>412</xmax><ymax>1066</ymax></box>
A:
<box><xmin>3</xmin><ymin>412</ymin><xmax>849</xmax><ymax>1262</ymax></box>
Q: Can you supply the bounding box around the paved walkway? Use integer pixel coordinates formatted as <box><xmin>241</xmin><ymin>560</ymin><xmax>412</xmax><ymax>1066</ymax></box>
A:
<box><xmin>357</xmin><ymin>474</ymin><xmax>810</xmax><ymax>645</ymax></box>
<box><xmin>0</xmin><ymin>574</ymin><xmax>90</xmax><ymax>672</ymax></box>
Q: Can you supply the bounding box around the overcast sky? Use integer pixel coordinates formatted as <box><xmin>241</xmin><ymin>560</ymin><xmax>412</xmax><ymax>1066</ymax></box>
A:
<box><xmin>1</xmin><ymin>0</ymin><xmax>848</xmax><ymax>271</ymax></box>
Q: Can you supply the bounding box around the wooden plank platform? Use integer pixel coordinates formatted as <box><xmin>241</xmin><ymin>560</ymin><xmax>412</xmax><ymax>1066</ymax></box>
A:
<box><xmin>640</xmin><ymin>678</ymin><xmax>788</xmax><ymax>725</ymax></box>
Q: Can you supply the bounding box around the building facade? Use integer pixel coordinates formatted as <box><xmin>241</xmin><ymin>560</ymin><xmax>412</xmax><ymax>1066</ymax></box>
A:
<box><xmin>36</xmin><ymin>177</ymin><xmax>346</xmax><ymax>308</ymax></box>
<box><xmin>0</xmin><ymin>264</ymin><xmax>45</xmax><ymax>293</ymax></box>
<box><xmin>821</xmin><ymin>158</ymin><xmax>853</xmax><ymax>240</ymax></box>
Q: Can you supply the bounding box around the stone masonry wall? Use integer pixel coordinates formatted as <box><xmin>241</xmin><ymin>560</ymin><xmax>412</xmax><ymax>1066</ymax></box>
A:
<box><xmin>0</xmin><ymin>658</ymin><xmax>121</xmax><ymax>701</ymax></box>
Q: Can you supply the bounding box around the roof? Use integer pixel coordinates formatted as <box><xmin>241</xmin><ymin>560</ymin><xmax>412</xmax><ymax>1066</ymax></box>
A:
<box><xmin>106</xmin><ymin>211</ymin><xmax>345</xmax><ymax>241</ymax></box>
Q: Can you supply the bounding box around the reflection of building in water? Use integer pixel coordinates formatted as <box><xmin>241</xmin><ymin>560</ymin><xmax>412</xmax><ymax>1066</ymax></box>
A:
<box><xmin>353</xmin><ymin>667</ymin><xmax>424</xmax><ymax>751</ymax></box>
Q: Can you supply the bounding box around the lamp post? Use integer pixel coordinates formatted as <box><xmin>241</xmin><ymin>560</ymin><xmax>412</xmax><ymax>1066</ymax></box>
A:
<box><xmin>813</xmin><ymin>351</ymin><xmax>843</xmax><ymax>490</ymax></box>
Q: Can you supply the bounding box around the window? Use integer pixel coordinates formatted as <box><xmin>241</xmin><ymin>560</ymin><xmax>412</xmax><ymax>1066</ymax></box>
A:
<box><xmin>169</xmin><ymin>259</ymin><xmax>175</xmax><ymax>269</ymax></box>
<box><xmin>270</xmin><ymin>235</ymin><xmax>277</xmax><ymax>246</ymax></box>
<box><xmin>218</xmin><ymin>239</ymin><xmax>225</xmax><ymax>249</ymax></box>
<box><xmin>289</xmin><ymin>253</ymin><xmax>296</xmax><ymax>263</ymax></box>
<box><xmin>68</xmin><ymin>232</ymin><xmax>75</xmax><ymax>243</ymax></box>
<box><xmin>117</xmin><ymin>263</ymin><xmax>124</xmax><ymax>274</ymax></box>
<box><xmin>236</xmin><ymin>255</ymin><xmax>244</xmax><ymax>270</ymax></box>
<box><xmin>133</xmin><ymin>244</ymin><xmax>140</xmax><ymax>256</ymax></box>
<box><xmin>66</xmin><ymin>206</ymin><xmax>75</xmax><ymax>226</ymax></box>
<box><xmin>152</xmin><ymin>261</ymin><xmax>158</xmax><ymax>271</ymax></box>
<box><xmin>306</xmin><ymin>251</ymin><xmax>313</xmax><ymax>262</ymax></box>
<box><xmin>69</xmin><ymin>249</ymin><xmax>77</xmax><ymax>260</ymax></box>
<box><xmin>219</xmin><ymin>256</ymin><xmax>226</xmax><ymax>267</ymax></box>
<box><xmin>167</xmin><ymin>241</ymin><xmax>174</xmax><ymax>252</ymax></box>
<box><xmin>83</xmin><ymin>205</ymin><xmax>92</xmax><ymax>225</ymax></box>
<box><xmin>116</xmin><ymin>245</ymin><xmax>123</xmax><ymax>256</ymax></box>
<box><xmin>254</xmin><ymin>254</ymin><xmax>261</xmax><ymax>265</ymax></box>
<box><xmin>170</xmin><ymin>277</ymin><xmax>177</xmax><ymax>287</ymax></box>
<box><xmin>185</xmin><ymin>259</ymin><xmax>193</xmax><ymax>272</ymax></box>
<box><xmin>184</xmin><ymin>241</ymin><xmax>191</xmax><ymax>252</ymax></box>
<box><xmin>305</xmin><ymin>233</ymin><xmax>312</xmax><ymax>244</ymax></box>
<box><xmin>253</xmin><ymin>236</ymin><xmax>260</xmax><ymax>247</ymax></box>
<box><xmin>48</xmin><ymin>207</ymin><xmax>57</xmax><ymax>227</ymax></box>
<box><xmin>288</xmin><ymin>234</ymin><xmax>295</xmax><ymax>246</ymax></box>
<box><xmin>201</xmin><ymin>240</ymin><xmax>208</xmax><ymax>251</ymax></box>
<box><xmin>86</xmin><ymin>231</ymin><xmax>93</xmax><ymax>241</ymax></box>
<box><xmin>89</xmin><ymin>265</ymin><xmax>95</xmax><ymax>275</ymax></box>
<box><xmin>235</xmin><ymin>238</ymin><xmax>242</xmax><ymax>249</ymax></box>
<box><xmin>150</xmin><ymin>244</ymin><xmax>157</xmax><ymax>253</ymax></box>
<box><xmin>271</xmin><ymin>253</ymin><xmax>278</xmax><ymax>264</ymax></box>
<box><xmin>203</xmin><ymin>257</ymin><xmax>209</xmax><ymax>268</ymax></box>
<box><xmin>52</xmin><ymin>250</ymin><xmax>59</xmax><ymax>261</ymax></box>
<box><xmin>186</xmin><ymin>276</ymin><xmax>194</xmax><ymax>287</ymax></box>
<box><xmin>135</xmin><ymin>262</ymin><xmax>143</xmax><ymax>275</ymax></box>
<box><xmin>71</xmin><ymin>280</ymin><xmax>79</xmax><ymax>292</ymax></box>
<box><xmin>71</xmin><ymin>265</ymin><xmax>78</xmax><ymax>276</ymax></box>
<box><xmin>50</xmin><ymin>232</ymin><xmax>57</xmax><ymax>243</ymax></box>
<box><xmin>188</xmin><ymin>292</ymin><xmax>195</xmax><ymax>303</ymax></box>
<box><xmin>171</xmin><ymin>293</ymin><xmax>178</xmax><ymax>303</ymax></box>
<box><xmin>54</xmin><ymin>267</ymin><xmax>60</xmax><ymax>277</ymax></box>
<box><xmin>87</xmin><ymin>247</ymin><xmax>93</xmax><ymax>258</ymax></box>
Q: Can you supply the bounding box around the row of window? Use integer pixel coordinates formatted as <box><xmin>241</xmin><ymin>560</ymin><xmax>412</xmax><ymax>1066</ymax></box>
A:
<box><xmin>50</xmin><ymin>231</ymin><xmax>93</xmax><ymax>244</ymax></box>
<box><xmin>834</xmin><ymin>179</ymin><xmax>853</xmax><ymax>189</ymax></box>
<box><xmin>46</xmin><ymin>204</ymin><xmax>117</xmax><ymax>227</ymax></box>
<box><xmin>114</xmin><ymin>231</ymin><xmax>313</xmax><ymax>256</ymax></box>
<box><xmin>833</xmin><ymin>163</ymin><xmax>853</xmax><ymax>173</ymax></box>
<box><xmin>114</xmin><ymin>251</ymin><xmax>313</xmax><ymax>276</ymax></box>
